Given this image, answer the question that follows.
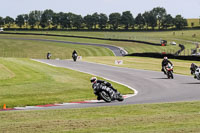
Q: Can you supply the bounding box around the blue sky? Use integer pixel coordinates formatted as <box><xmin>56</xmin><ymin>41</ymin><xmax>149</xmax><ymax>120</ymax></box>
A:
<box><xmin>1</xmin><ymin>0</ymin><xmax>200</xmax><ymax>19</ymax></box>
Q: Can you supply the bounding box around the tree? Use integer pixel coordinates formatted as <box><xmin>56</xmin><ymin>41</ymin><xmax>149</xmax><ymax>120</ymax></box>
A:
<box><xmin>152</xmin><ymin>7</ymin><xmax>167</xmax><ymax>30</ymax></box>
<box><xmin>28</xmin><ymin>12</ymin><xmax>36</xmax><ymax>29</ymax></box>
<box><xmin>23</xmin><ymin>14</ymin><xmax>29</xmax><ymax>28</ymax></box>
<box><xmin>4</xmin><ymin>16</ymin><xmax>14</xmax><ymax>28</ymax></box>
<box><xmin>15</xmin><ymin>15</ymin><xmax>24</xmax><ymax>28</ymax></box>
<box><xmin>84</xmin><ymin>15</ymin><xmax>94</xmax><ymax>29</ymax></box>
<box><xmin>161</xmin><ymin>14</ymin><xmax>174</xmax><ymax>29</ymax></box>
<box><xmin>99</xmin><ymin>13</ymin><xmax>108</xmax><ymax>30</ymax></box>
<box><xmin>148</xmin><ymin>11</ymin><xmax>157</xmax><ymax>30</ymax></box>
<box><xmin>92</xmin><ymin>12</ymin><xmax>99</xmax><ymax>29</ymax></box>
<box><xmin>40</xmin><ymin>9</ymin><xmax>54</xmax><ymax>29</ymax></box>
<box><xmin>0</xmin><ymin>17</ymin><xmax>4</xmax><ymax>27</ymax></box>
<box><xmin>72</xmin><ymin>14</ymin><xmax>83</xmax><ymax>29</ymax></box>
<box><xmin>52</xmin><ymin>13</ymin><xmax>59</xmax><ymax>29</ymax></box>
<box><xmin>173</xmin><ymin>15</ymin><xmax>187</xmax><ymax>29</ymax></box>
<box><xmin>121</xmin><ymin>11</ymin><xmax>134</xmax><ymax>30</ymax></box>
<box><xmin>109</xmin><ymin>13</ymin><xmax>121</xmax><ymax>30</ymax></box>
<box><xmin>58</xmin><ymin>12</ymin><xmax>71</xmax><ymax>29</ymax></box>
<box><xmin>135</xmin><ymin>13</ymin><xmax>145</xmax><ymax>29</ymax></box>
<box><xmin>32</xmin><ymin>10</ymin><xmax>43</xmax><ymax>29</ymax></box>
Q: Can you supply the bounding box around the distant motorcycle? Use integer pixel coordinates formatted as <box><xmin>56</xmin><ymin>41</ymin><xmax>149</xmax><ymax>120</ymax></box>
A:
<box><xmin>165</xmin><ymin>63</ymin><xmax>174</xmax><ymax>79</ymax></box>
<box><xmin>93</xmin><ymin>83</ymin><xmax>124</xmax><ymax>103</ymax></box>
<box><xmin>72</xmin><ymin>53</ymin><xmax>78</xmax><ymax>62</ymax></box>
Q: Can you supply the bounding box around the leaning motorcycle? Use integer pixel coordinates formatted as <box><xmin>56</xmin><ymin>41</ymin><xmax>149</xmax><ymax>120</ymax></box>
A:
<box><xmin>72</xmin><ymin>53</ymin><xmax>78</xmax><ymax>62</ymax></box>
<box><xmin>93</xmin><ymin>83</ymin><xmax>124</xmax><ymax>103</ymax></box>
<box><xmin>190</xmin><ymin>63</ymin><xmax>200</xmax><ymax>80</ymax></box>
<box><xmin>194</xmin><ymin>67</ymin><xmax>200</xmax><ymax>80</ymax></box>
<box><xmin>165</xmin><ymin>63</ymin><xmax>174</xmax><ymax>79</ymax></box>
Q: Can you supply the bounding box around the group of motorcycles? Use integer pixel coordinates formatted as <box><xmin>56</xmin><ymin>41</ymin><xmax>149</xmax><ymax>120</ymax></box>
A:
<box><xmin>163</xmin><ymin>62</ymin><xmax>200</xmax><ymax>80</ymax></box>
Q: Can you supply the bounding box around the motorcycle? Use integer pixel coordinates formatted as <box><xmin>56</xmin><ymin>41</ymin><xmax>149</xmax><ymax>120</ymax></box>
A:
<box><xmin>93</xmin><ymin>83</ymin><xmax>124</xmax><ymax>103</ymax></box>
<box><xmin>165</xmin><ymin>63</ymin><xmax>174</xmax><ymax>79</ymax></box>
<box><xmin>190</xmin><ymin>63</ymin><xmax>200</xmax><ymax>80</ymax></box>
<box><xmin>72</xmin><ymin>53</ymin><xmax>78</xmax><ymax>62</ymax></box>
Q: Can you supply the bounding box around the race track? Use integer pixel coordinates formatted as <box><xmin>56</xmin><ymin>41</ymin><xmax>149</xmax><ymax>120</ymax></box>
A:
<box><xmin>27</xmin><ymin>59</ymin><xmax>200</xmax><ymax>110</ymax></box>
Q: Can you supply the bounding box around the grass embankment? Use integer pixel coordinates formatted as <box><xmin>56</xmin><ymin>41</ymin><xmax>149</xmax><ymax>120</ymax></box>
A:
<box><xmin>0</xmin><ymin>34</ymin><xmax>183</xmax><ymax>56</ymax></box>
<box><xmin>0</xmin><ymin>58</ymin><xmax>132</xmax><ymax>109</ymax></box>
<box><xmin>1</xmin><ymin>101</ymin><xmax>200</xmax><ymax>133</ymax></box>
<box><xmin>83</xmin><ymin>56</ymin><xmax>198</xmax><ymax>76</ymax></box>
<box><xmin>0</xmin><ymin>34</ymin><xmax>113</xmax><ymax>58</ymax></box>
<box><xmin>5</xmin><ymin>30</ymin><xmax>200</xmax><ymax>54</ymax></box>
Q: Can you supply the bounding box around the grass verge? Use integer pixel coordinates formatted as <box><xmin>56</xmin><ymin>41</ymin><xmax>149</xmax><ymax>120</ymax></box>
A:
<box><xmin>0</xmin><ymin>101</ymin><xmax>200</xmax><ymax>133</ymax></box>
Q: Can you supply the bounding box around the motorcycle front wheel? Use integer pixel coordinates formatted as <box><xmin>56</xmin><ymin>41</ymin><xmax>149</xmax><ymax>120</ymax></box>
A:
<box><xmin>99</xmin><ymin>91</ymin><xmax>112</xmax><ymax>103</ymax></box>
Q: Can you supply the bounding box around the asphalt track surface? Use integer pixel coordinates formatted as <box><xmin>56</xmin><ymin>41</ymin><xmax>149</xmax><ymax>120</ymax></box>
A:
<box><xmin>27</xmin><ymin>59</ymin><xmax>200</xmax><ymax>110</ymax></box>
<box><xmin>0</xmin><ymin>37</ymin><xmax>127</xmax><ymax>56</ymax></box>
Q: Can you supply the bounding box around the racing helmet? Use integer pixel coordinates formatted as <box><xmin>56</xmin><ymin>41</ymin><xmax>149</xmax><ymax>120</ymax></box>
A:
<box><xmin>90</xmin><ymin>77</ymin><xmax>97</xmax><ymax>83</ymax></box>
<box><xmin>164</xmin><ymin>56</ymin><xmax>168</xmax><ymax>60</ymax></box>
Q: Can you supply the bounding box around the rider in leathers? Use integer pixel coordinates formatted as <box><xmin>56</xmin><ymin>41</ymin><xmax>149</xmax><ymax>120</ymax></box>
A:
<box><xmin>161</xmin><ymin>56</ymin><xmax>173</xmax><ymax>74</ymax></box>
<box><xmin>90</xmin><ymin>77</ymin><xmax>118</xmax><ymax>100</ymax></box>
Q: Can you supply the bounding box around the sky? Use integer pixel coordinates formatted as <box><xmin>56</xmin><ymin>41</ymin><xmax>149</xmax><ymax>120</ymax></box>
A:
<box><xmin>1</xmin><ymin>0</ymin><xmax>200</xmax><ymax>19</ymax></box>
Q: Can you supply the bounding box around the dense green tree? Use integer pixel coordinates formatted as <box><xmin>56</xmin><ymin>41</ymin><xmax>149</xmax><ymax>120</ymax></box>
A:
<box><xmin>109</xmin><ymin>13</ymin><xmax>121</xmax><ymax>30</ymax></box>
<box><xmin>173</xmin><ymin>15</ymin><xmax>187</xmax><ymax>29</ymax></box>
<box><xmin>28</xmin><ymin>12</ymin><xmax>36</xmax><ymax>29</ymax></box>
<box><xmin>15</xmin><ymin>15</ymin><xmax>24</xmax><ymax>28</ymax></box>
<box><xmin>72</xmin><ymin>14</ymin><xmax>83</xmax><ymax>29</ymax></box>
<box><xmin>84</xmin><ymin>15</ymin><xmax>94</xmax><ymax>29</ymax></box>
<box><xmin>152</xmin><ymin>7</ymin><xmax>167</xmax><ymax>29</ymax></box>
<box><xmin>52</xmin><ymin>13</ymin><xmax>59</xmax><ymax>29</ymax></box>
<box><xmin>4</xmin><ymin>16</ymin><xmax>14</xmax><ymax>28</ymax></box>
<box><xmin>92</xmin><ymin>12</ymin><xmax>99</xmax><ymax>29</ymax></box>
<box><xmin>58</xmin><ymin>12</ymin><xmax>71</xmax><ymax>29</ymax></box>
<box><xmin>161</xmin><ymin>14</ymin><xmax>174</xmax><ymax>29</ymax></box>
<box><xmin>121</xmin><ymin>11</ymin><xmax>134</xmax><ymax>30</ymax></box>
<box><xmin>148</xmin><ymin>11</ymin><xmax>157</xmax><ymax>30</ymax></box>
<box><xmin>0</xmin><ymin>17</ymin><xmax>4</xmax><ymax>27</ymax></box>
<box><xmin>32</xmin><ymin>10</ymin><xmax>43</xmax><ymax>29</ymax></box>
<box><xmin>135</xmin><ymin>13</ymin><xmax>145</xmax><ymax>29</ymax></box>
<box><xmin>40</xmin><ymin>9</ymin><xmax>54</xmax><ymax>29</ymax></box>
<box><xmin>23</xmin><ymin>14</ymin><xmax>29</xmax><ymax>28</ymax></box>
<box><xmin>99</xmin><ymin>13</ymin><xmax>108</xmax><ymax>30</ymax></box>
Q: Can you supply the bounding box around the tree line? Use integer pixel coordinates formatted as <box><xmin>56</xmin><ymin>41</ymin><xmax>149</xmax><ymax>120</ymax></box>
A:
<box><xmin>0</xmin><ymin>7</ymin><xmax>188</xmax><ymax>30</ymax></box>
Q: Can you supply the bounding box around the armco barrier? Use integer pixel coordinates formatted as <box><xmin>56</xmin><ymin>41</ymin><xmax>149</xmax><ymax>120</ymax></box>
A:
<box><xmin>126</xmin><ymin>52</ymin><xmax>200</xmax><ymax>61</ymax></box>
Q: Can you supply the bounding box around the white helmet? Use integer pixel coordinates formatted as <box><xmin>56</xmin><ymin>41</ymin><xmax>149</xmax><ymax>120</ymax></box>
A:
<box><xmin>90</xmin><ymin>77</ymin><xmax>97</xmax><ymax>83</ymax></box>
<box><xmin>164</xmin><ymin>56</ymin><xmax>168</xmax><ymax>60</ymax></box>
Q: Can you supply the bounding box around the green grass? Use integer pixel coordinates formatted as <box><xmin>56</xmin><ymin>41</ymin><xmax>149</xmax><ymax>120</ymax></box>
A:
<box><xmin>83</xmin><ymin>56</ymin><xmax>199</xmax><ymax>76</ymax></box>
<box><xmin>4</xmin><ymin>30</ymin><xmax>200</xmax><ymax>55</ymax></box>
<box><xmin>0</xmin><ymin>34</ymin><xmax>113</xmax><ymax>58</ymax></box>
<box><xmin>0</xmin><ymin>58</ymin><xmax>133</xmax><ymax>109</ymax></box>
<box><xmin>0</xmin><ymin>34</ymin><xmax>186</xmax><ymax>57</ymax></box>
<box><xmin>0</xmin><ymin>101</ymin><xmax>200</xmax><ymax>133</ymax></box>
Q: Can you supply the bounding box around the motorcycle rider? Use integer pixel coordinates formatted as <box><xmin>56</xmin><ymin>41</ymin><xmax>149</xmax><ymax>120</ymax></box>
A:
<box><xmin>47</xmin><ymin>52</ymin><xmax>51</xmax><ymax>59</ymax></box>
<box><xmin>161</xmin><ymin>56</ymin><xmax>173</xmax><ymax>74</ymax></box>
<box><xmin>72</xmin><ymin>50</ymin><xmax>77</xmax><ymax>56</ymax></box>
<box><xmin>190</xmin><ymin>63</ymin><xmax>198</xmax><ymax>78</ymax></box>
<box><xmin>90</xmin><ymin>77</ymin><xmax>118</xmax><ymax>100</ymax></box>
